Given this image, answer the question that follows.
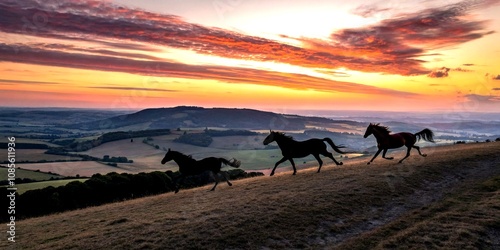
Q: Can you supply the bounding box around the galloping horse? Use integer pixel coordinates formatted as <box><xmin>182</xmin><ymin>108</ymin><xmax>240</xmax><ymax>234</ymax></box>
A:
<box><xmin>363</xmin><ymin>123</ymin><xmax>435</xmax><ymax>164</ymax></box>
<box><xmin>263</xmin><ymin>130</ymin><xmax>346</xmax><ymax>176</ymax></box>
<box><xmin>161</xmin><ymin>149</ymin><xmax>241</xmax><ymax>193</ymax></box>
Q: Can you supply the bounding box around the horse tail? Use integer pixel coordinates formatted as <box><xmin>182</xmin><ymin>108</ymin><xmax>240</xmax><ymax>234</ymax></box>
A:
<box><xmin>220</xmin><ymin>158</ymin><xmax>241</xmax><ymax>168</ymax></box>
<box><xmin>322</xmin><ymin>138</ymin><xmax>346</xmax><ymax>154</ymax></box>
<box><xmin>415</xmin><ymin>128</ymin><xmax>435</xmax><ymax>143</ymax></box>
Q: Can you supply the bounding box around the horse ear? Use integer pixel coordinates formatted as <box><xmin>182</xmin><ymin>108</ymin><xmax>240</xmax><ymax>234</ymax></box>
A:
<box><xmin>168</xmin><ymin>148</ymin><xmax>170</xmax><ymax>151</ymax></box>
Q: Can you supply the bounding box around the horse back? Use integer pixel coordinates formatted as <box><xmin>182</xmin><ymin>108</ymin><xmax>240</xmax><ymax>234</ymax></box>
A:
<box><xmin>389</xmin><ymin>132</ymin><xmax>416</xmax><ymax>147</ymax></box>
<box><xmin>197</xmin><ymin>157</ymin><xmax>223</xmax><ymax>173</ymax></box>
<box><xmin>280</xmin><ymin>138</ymin><xmax>327</xmax><ymax>157</ymax></box>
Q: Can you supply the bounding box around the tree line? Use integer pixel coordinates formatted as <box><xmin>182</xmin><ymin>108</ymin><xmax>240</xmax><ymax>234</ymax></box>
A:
<box><xmin>174</xmin><ymin>129</ymin><xmax>259</xmax><ymax>147</ymax></box>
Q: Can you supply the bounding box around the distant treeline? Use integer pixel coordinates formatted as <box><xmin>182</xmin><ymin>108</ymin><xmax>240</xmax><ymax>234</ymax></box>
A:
<box><xmin>0</xmin><ymin>169</ymin><xmax>263</xmax><ymax>221</ymax></box>
<box><xmin>205</xmin><ymin>129</ymin><xmax>258</xmax><ymax>137</ymax></box>
<box><xmin>174</xmin><ymin>129</ymin><xmax>259</xmax><ymax>147</ymax></box>
<box><xmin>174</xmin><ymin>133</ymin><xmax>213</xmax><ymax>147</ymax></box>
<box><xmin>62</xmin><ymin>129</ymin><xmax>171</xmax><ymax>152</ymax></box>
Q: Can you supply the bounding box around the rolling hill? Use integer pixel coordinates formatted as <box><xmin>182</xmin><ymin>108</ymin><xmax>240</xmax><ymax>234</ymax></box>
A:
<box><xmin>63</xmin><ymin>106</ymin><xmax>362</xmax><ymax>131</ymax></box>
<box><xmin>5</xmin><ymin>142</ymin><xmax>500</xmax><ymax>249</ymax></box>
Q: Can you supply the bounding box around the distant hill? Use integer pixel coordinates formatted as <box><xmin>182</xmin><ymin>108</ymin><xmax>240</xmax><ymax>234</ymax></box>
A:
<box><xmin>64</xmin><ymin>106</ymin><xmax>362</xmax><ymax>131</ymax></box>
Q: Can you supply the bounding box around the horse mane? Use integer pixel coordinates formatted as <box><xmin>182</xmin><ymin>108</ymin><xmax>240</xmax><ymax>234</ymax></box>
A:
<box><xmin>170</xmin><ymin>150</ymin><xmax>195</xmax><ymax>161</ymax></box>
<box><xmin>371</xmin><ymin>123</ymin><xmax>391</xmax><ymax>135</ymax></box>
<box><xmin>274</xmin><ymin>131</ymin><xmax>294</xmax><ymax>141</ymax></box>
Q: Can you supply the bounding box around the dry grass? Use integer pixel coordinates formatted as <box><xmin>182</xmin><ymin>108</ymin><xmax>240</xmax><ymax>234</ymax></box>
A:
<box><xmin>3</xmin><ymin>142</ymin><xmax>499</xmax><ymax>249</ymax></box>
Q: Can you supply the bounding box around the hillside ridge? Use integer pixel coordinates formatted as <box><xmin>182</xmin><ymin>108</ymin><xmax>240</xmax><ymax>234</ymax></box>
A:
<box><xmin>63</xmin><ymin>106</ymin><xmax>361</xmax><ymax>131</ymax></box>
<box><xmin>5</xmin><ymin>142</ymin><xmax>500</xmax><ymax>249</ymax></box>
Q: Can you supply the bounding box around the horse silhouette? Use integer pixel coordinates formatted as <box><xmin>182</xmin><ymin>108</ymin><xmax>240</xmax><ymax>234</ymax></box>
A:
<box><xmin>363</xmin><ymin>123</ymin><xmax>435</xmax><ymax>164</ymax></box>
<box><xmin>161</xmin><ymin>149</ymin><xmax>241</xmax><ymax>193</ymax></box>
<box><xmin>263</xmin><ymin>130</ymin><xmax>346</xmax><ymax>176</ymax></box>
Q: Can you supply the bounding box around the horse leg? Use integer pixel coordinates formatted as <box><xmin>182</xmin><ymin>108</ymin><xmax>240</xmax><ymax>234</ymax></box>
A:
<box><xmin>270</xmin><ymin>157</ymin><xmax>287</xmax><ymax>176</ymax></box>
<box><xmin>368</xmin><ymin>148</ymin><xmax>383</xmax><ymax>165</ymax></box>
<box><xmin>382</xmin><ymin>149</ymin><xmax>394</xmax><ymax>160</ymax></box>
<box><xmin>313</xmin><ymin>154</ymin><xmax>323</xmax><ymax>173</ymax></box>
<box><xmin>413</xmin><ymin>145</ymin><xmax>427</xmax><ymax>157</ymax></box>
<box><xmin>209</xmin><ymin>171</ymin><xmax>219</xmax><ymax>191</ymax></box>
<box><xmin>323</xmin><ymin>151</ymin><xmax>343</xmax><ymax>166</ymax></box>
<box><xmin>399</xmin><ymin>147</ymin><xmax>412</xmax><ymax>163</ymax></box>
<box><xmin>289</xmin><ymin>158</ymin><xmax>297</xmax><ymax>175</ymax></box>
<box><xmin>174</xmin><ymin>175</ymin><xmax>185</xmax><ymax>194</ymax></box>
<box><xmin>221</xmin><ymin>171</ymin><xmax>233</xmax><ymax>186</ymax></box>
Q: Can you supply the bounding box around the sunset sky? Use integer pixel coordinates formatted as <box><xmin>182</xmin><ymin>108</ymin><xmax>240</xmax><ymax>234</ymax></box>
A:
<box><xmin>1</xmin><ymin>0</ymin><xmax>500</xmax><ymax>113</ymax></box>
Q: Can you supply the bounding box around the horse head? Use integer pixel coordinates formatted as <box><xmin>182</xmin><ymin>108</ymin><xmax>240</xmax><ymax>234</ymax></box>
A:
<box><xmin>263</xmin><ymin>130</ymin><xmax>276</xmax><ymax>145</ymax></box>
<box><xmin>363</xmin><ymin>123</ymin><xmax>375</xmax><ymax>138</ymax></box>
<box><xmin>161</xmin><ymin>148</ymin><xmax>173</xmax><ymax>164</ymax></box>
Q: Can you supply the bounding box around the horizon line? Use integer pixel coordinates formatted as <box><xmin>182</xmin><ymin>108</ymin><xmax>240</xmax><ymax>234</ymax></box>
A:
<box><xmin>2</xmin><ymin>105</ymin><xmax>500</xmax><ymax>115</ymax></box>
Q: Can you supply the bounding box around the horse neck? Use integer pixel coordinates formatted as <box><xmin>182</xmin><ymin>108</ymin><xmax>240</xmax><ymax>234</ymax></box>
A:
<box><xmin>372</xmin><ymin>127</ymin><xmax>390</xmax><ymax>141</ymax></box>
<box><xmin>274</xmin><ymin>135</ymin><xmax>294</xmax><ymax>149</ymax></box>
<box><xmin>171</xmin><ymin>152</ymin><xmax>196</xmax><ymax>168</ymax></box>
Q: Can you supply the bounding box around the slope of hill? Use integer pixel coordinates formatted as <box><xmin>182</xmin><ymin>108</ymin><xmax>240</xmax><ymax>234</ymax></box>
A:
<box><xmin>64</xmin><ymin>106</ymin><xmax>362</xmax><ymax>131</ymax></box>
<box><xmin>6</xmin><ymin>142</ymin><xmax>500</xmax><ymax>249</ymax></box>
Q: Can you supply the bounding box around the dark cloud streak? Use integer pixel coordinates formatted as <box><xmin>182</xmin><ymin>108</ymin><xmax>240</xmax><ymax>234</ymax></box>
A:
<box><xmin>427</xmin><ymin>67</ymin><xmax>450</xmax><ymax>78</ymax></box>
<box><xmin>89</xmin><ymin>86</ymin><xmax>178</xmax><ymax>92</ymax></box>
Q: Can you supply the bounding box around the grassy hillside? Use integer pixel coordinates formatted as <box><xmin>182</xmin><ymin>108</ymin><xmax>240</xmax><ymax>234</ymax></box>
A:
<box><xmin>4</xmin><ymin>142</ymin><xmax>500</xmax><ymax>249</ymax></box>
<box><xmin>16</xmin><ymin>161</ymin><xmax>132</xmax><ymax>177</ymax></box>
<box><xmin>8</xmin><ymin>178</ymin><xmax>88</xmax><ymax>194</ymax></box>
<box><xmin>0</xmin><ymin>167</ymin><xmax>62</xmax><ymax>181</ymax></box>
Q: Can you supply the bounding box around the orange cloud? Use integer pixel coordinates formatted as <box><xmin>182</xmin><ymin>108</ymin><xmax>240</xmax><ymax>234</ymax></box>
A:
<box><xmin>0</xmin><ymin>43</ymin><xmax>417</xmax><ymax>97</ymax></box>
<box><xmin>1</xmin><ymin>0</ymin><xmax>496</xmax><ymax>78</ymax></box>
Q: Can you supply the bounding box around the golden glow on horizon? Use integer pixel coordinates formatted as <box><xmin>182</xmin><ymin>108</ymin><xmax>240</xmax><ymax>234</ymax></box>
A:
<box><xmin>1</xmin><ymin>1</ymin><xmax>500</xmax><ymax>112</ymax></box>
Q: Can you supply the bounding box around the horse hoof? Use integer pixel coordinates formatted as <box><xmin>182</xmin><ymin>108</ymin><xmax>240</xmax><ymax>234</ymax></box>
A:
<box><xmin>387</xmin><ymin>157</ymin><xmax>394</xmax><ymax>160</ymax></box>
<box><xmin>367</xmin><ymin>162</ymin><xmax>371</xmax><ymax>165</ymax></box>
<box><xmin>292</xmin><ymin>172</ymin><xmax>297</xmax><ymax>175</ymax></box>
<box><xmin>228</xmin><ymin>183</ymin><xmax>233</xmax><ymax>186</ymax></box>
<box><xmin>423</xmin><ymin>154</ymin><xmax>427</xmax><ymax>157</ymax></box>
<box><xmin>339</xmin><ymin>162</ymin><xmax>343</xmax><ymax>165</ymax></box>
<box><xmin>175</xmin><ymin>190</ymin><xmax>179</xmax><ymax>194</ymax></box>
<box><xmin>398</xmin><ymin>161</ymin><xmax>403</xmax><ymax>164</ymax></box>
<box><xmin>270</xmin><ymin>172</ymin><xmax>275</xmax><ymax>176</ymax></box>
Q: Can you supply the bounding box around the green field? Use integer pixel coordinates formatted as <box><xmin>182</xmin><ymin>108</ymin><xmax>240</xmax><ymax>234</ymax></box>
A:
<box><xmin>0</xmin><ymin>149</ymin><xmax>82</xmax><ymax>163</ymax></box>
<box><xmin>0</xmin><ymin>167</ymin><xmax>62</xmax><ymax>181</ymax></box>
<box><xmin>2</xmin><ymin>178</ymin><xmax>88</xmax><ymax>194</ymax></box>
<box><xmin>16</xmin><ymin>161</ymin><xmax>135</xmax><ymax>177</ymax></box>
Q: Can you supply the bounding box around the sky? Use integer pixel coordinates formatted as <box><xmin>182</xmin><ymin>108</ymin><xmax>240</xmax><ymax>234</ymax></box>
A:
<box><xmin>1</xmin><ymin>0</ymin><xmax>500</xmax><ymax>113</ymax></box>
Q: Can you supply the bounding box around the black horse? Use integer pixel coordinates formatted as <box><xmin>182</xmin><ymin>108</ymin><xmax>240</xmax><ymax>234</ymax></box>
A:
<box><xmin>263</xmin><ymin>130</ymin><xmax>346</xmax><ymax>176</ymax></box>
<box><xmin>161</xmin><ymin>149</ymin><xmax>241</xmax><ymax>193</ymax></box>
<box><xmin>363</xmin><ymin>123</ymin><xmax>435</xmax><ymax>164</ymax></box>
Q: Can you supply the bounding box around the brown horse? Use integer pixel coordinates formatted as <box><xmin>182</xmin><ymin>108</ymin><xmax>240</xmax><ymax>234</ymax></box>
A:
<box><xmin>161</xmin><ymin>149</ymin><xmax>241</xmax><ymax>193</ymax></box>
<box><xmin>263</xmin><ymin>130</ymin><xmax>346</xmax><ymax>176</ymax></box>
<box><xmin>363</xmin><ymin>123</ymin><xmax>435</xmax><ymax>164</ymax></box>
